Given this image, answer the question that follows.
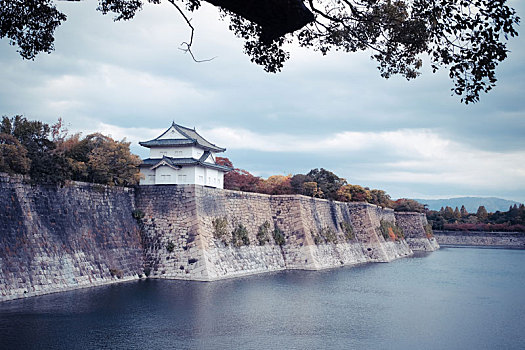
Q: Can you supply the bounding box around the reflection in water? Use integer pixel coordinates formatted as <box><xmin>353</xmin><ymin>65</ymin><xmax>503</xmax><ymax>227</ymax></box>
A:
<box><xmin>1</xmin><ymin>248</ymin><xmax>524</xmax><ymax>349</ymax></box>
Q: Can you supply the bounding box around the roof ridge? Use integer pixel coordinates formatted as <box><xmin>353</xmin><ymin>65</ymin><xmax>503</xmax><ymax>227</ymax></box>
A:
<box><xmin>141</xmin><ymin>157</ymin><xmax>231</xmax><ymax>172</ymax></box>
<box><xmin>183</xmin><ymin>125</ymin><xmax>223</xmax><ymax>149</ymax></box>
<box><xmin>141</xmin><ymin>122</ymin><xmax>226</xmax><ymax>152</ymax></box>
<box><xmin>172</xmin><ymin>123</ymin><xmax>195</xmax><ymax>141</ymax></box>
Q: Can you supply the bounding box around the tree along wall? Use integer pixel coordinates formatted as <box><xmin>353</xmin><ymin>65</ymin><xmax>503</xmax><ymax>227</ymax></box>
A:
<box><xmin>136</xmin><ymin>185</ymin><xmax>419</xmax><ymax>281</ymax></box>
<box><xmin>395</xmin><ymin>212</ymin><xmax>440</xmax><ymax>251</ymax></box>
<box><xmin>0</xmin><ymin>174</ymin><xmax>143</xmax><ymax>301</ymax></box>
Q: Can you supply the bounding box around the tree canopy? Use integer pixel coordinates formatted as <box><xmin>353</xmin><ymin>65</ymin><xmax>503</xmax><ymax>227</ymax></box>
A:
<box><xmin>391</xmin><ymin>198</ymin><xmax>425</xmax><ymax>212</ymax></box>
<box><xmin>215</xmin><ymin>157</ymin><xmax>417</xmax><ymax>210</ymax></box>
<box><xmin>0</xmin><ymin>115</ymin><xmax>142</xmax><ymax>186</ymax></box>
<box><xmin>427</xmin><ymin>204</ymin><xmax>525</xmax><ymax>232</ymax></box>
<box><xmin>0</xmin><ymin>133</ymin><xmax>31</xmax><ymax>174</ymax></box>
<box><xmin>0</xmin><ymin>0</ymin><xmax>520</xmax><ymax>103</ymax></box>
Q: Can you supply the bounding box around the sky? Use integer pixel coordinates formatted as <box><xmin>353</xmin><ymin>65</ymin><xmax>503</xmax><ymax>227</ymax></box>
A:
<box><xmin>0</xmin><ymin>1</ymin><xmax>524</xmax><ymax>202</ymax></box>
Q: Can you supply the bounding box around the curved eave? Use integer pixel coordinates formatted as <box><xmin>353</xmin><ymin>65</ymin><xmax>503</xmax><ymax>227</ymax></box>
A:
<box><xmin>138</xmin><ymin>139</ymin><xmax>225</xmax><ymax>152</ymax></box>
<box><xmin>138</xmin><ymin>139</ymin><xmax>195</xmax><ymax>148</ymax></box>
<box><xmin>140</xmin><ymin>157</ymin><xmax>232</xmax><ymax>172</ymax></box>
<box><xmin>199</xmin><ymin>162</ymin><xmax>232</xmax><ymax>172</ymax></box>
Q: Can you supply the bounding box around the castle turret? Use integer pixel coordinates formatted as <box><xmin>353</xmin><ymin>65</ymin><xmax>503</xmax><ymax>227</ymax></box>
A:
<box><xmin>139</xmin><ymin>122</ymin><xmax>231</xmax><ymax>187</ymax></box>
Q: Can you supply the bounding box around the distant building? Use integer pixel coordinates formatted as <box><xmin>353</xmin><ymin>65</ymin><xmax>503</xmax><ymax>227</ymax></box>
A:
<box><xmin>138</xmin><ymin>122</ymin><xmax>231</xmax><ymax>188</ymax></box>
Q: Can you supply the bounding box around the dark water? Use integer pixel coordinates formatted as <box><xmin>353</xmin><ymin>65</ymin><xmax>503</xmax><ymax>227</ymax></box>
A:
<box><xmin>1</xmin><ymin>247</ymin><xmax>524</xmax><ymax>350</ymax></box>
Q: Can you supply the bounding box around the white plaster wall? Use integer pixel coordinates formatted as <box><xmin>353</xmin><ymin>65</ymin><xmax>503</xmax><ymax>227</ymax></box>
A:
<box><xmin>204</xmin><ymin>152</ymin><xmax>215</xmax><ymax>164</ymax></box>
<box><xmin>155</xmin><ymin>166</ymin><xmax>179</xmax><ymax>184</ymax></box>
<box><xmin>217</xmin><ymin>172</ymin><xmax>224</xmax><ymax>189</ymax></box>
<box><xmin>195</xmin><ymin>167</ymin><xmax>205</xmax><ymax>186</ymax></box>
<box><xmin>150</xmin><ymin>146</ymin><xmax>194</xmax><ymax>158</ymax></box>
<box><xmin>191</xmin><ymin>147</ymin><xmax>204</xmax><ymax>159</ymax></box>
<box><xmin>174</xmin><ymin>166</ymin><xmax>197</xmax><ymax>185</ymax></box>
<box><xmin>139</xmin><ymin>167</ymin><xmax>156</xmax><ymax>185</ymax></box>
<box><xmin>140</xmin><ymin>165</ymin><xmax>224</xmax><ymax>186</ymax></box>
<box><xmin>204</xmin><ymin>168</ymin><xmax>220</xmax><ymax>187</ymax></box>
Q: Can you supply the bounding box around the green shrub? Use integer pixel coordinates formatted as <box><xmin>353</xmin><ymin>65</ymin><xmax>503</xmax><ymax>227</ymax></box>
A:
<box><xmin>132</xmin><ymin>209</ymin><xmax>145</xmax><ymax>222</ymax></box>
<box><xmin>273</xmin><ymin>227</ymin><xmax>286</xmax><ymax>246</ymax></box>
<box><xmin>424</xmin><ymin>223</ymin><xmax>434</xmax><ymax>238</ymax></box>
<box><xmin>340</xmin><ymin>221</ymin><xmax>355</xmax><ymax>241</ymax></box>
<box><xmin>394</xmin><ymin>225</ymin><xmax>404</xmax><ymax>239</ymax></box>
<box><xmin>379</xmin><ymin>220</ymin><xmax>404</xmax><ymax>241</ymax></box>
<box><xmin>166</xmin><ymin>241</ymin><xmax>175</xmax><ymax>253</ymax></box>
<box><xmin>109</xmin><ymin>268</ymin><xmax>123</xmax><ymax>279</ymax></box>
<box><xmin>313</xmin><ymin>227</ymin><xmax>338</xmax><ymax>244</ymax></box>
<box><xmin>232</xmin><ymin>224</ymin><xmax>250</xmax><ymax>247</ymax></box>
<box><xmin>321</xmin><ymin>227</ymin><xmax>338</xmax><ymax>243</ymax></box>
<box><xmin>212</xmin><ymin>217</ymin><xmax>228</xmax><ymax>242</ymax></box>
<box><xmin>379</xmin><ymin>220</ymin><xmax>391</xmax><ymax>240</ymax></box>
<box><xmin>257</xmin><ymin>221</ymin><xmax>271</xmax><ymax>246</ymax></box>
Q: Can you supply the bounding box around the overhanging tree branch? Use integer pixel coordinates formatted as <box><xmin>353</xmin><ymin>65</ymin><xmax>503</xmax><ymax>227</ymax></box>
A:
<box><xmin>166</xmin><ymin>0</ymin><xmax>215</xmax><ymax>62</ymax></box>
<box><xmin>0</xmin><ymin>0</ymin><xmax>520</xmax><ymax>104</ymax></box>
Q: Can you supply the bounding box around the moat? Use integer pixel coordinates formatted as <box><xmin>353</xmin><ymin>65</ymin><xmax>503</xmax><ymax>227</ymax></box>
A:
<box><xmin>1</xmin><ymin>247</ymin><xmax>524</xmax><ymax>350</ymax></box>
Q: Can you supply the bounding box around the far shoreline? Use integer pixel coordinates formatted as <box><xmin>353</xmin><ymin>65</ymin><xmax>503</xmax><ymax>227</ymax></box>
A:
<box><xmin>434</xmin><ymin>230</ymin><xmax>525</xmax><ymax>249</ymax></box>
<box><xmin>440</xmin><ymin>244</ymin><xmax>525</xmax><ymax>250</ymax></box>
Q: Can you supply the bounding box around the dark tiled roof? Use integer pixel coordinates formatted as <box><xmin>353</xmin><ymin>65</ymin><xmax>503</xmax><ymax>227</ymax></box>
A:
<box><xmin>141</xmin><ymin>156</ymin><xmax>232</xmax><ymax>172</ymax></box>
<box><xmin>175</xmin><ymin>124</ymin><xmax>225</xmax><ymax>152</ymax></box>
<box><xmin>199</xmin><ymin>150</ymin><xmax>211</xmax><ymax>162</ymax></box>
<box><xmin>139</xmin><ymin>139</ymin><xmax>194</xmax><ymax>147</ymax></box>
<box><xmin>139</xmin><ymin>122</ymin><xmax>226</xmax><ymax>152</ymax></box>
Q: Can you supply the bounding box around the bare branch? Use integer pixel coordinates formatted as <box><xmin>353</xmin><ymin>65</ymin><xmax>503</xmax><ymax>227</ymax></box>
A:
<box><xmin>167</xmin><ymin>0</ymin><xmax>215</xmax><ymax>63</ymax></box>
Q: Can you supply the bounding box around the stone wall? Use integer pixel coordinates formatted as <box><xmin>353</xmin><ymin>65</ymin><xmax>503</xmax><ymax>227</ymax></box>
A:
<box><xmin>395</xmin><ymin>212</ymin><xmax>440</xmax><ymax>251</ymax></box>
<box><xmin>434</xmin><ymin>230</ymin><xmax>525</xmax><ymax>248</ymax></box>
<box><xmin>1</xmin><ymin>177</ymin><xmax>438</xmax><ymax>301</ymax></box>
<box><xmin>135</xmin><ymin>185</ymin><xmax>288</xmax><ymax>280</ymax></box>
<box><xmin>136</xmin><ymin>185</ymin><xmax>424</xmax><ymax>281</ymax></box>
<box><xmin>0</xmin><ymin>174</ymin><xmax>143</xmax><ymax>302</ymax></box>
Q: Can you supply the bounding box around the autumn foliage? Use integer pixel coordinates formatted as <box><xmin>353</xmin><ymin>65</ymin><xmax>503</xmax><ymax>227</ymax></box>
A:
<box><xmin>217</xmin><ymin>157</ymin><xmax>260</xmax><ymax>192</ymax></box>
<box><xmin>0</xmin><ymin>133</ymin><xmax>31</xmax><ymax>174</ymax></box>
<box><xmin>427</xmin><ymin>204</ymin><xmax>525</xmax><ymax>232</ymax></box>
<box><xmin>391</xmin><ymin>198</ymin><xmax>426</xmax><ymax>213</ymax></box>
<box><xmin>337</xmin><ymin>184</ymin><xmax>372</xmax><ymax>203</ymax></box>
<box><xmin>216</xmin><ymin>158</ymin><xmax>405</xmax><ymax>209</ymax></box>
<box><xmin>0</xmin><ymin>116</ymin><xmax>141</xmax><ymax>186</ymax></box>
<box><xmin>256</xmin><ymin>175</ymin><xmax>293</xmax><ymax>195</ymax></box>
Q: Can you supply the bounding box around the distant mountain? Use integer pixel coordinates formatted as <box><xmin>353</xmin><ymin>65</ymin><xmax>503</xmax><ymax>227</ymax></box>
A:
<box><xmin>411</xmin><ymin>197</ymin><xmax>522</xmax><ymax>213</ymax></box>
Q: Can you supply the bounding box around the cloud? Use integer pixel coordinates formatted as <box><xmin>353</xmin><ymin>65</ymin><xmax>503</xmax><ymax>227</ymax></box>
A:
<box><xmin>0</xmin><ymin>0</ymin><xmax>523</xmax><ymax>201</ymax></box>
<box><xmin>204</xmin><ymin>126</ymin><xmax>454</xmax><ymax>160</ymax></box>
<box><xmin>77</xmin><ymin>122</ymin><xmax>163</xmax><ymax>144</ymax></box>
<box><xmin>203</xmin><ymin>127</ymin><xmax>524</xmax><ymax>188</ymax></box>
<box><xmin>98</xmin><ymin>123</ymin><xmax>524</xmax><ymax>197</ymax></box>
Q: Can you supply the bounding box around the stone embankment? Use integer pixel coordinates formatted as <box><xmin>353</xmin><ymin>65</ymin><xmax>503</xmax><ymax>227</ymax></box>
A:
<box><xmin>136</xmin><ymin>185</ymin><xmax>438</xmax><ymax>281</ymax></box>
<box><xmin>434</xmin><ymin>230</ymin><xmax>525</xmax><ymax>249</ymax></box>
<box><xmin>0</xmin><ymin>174</ymin><xmax>143</xmax><ymax>302</ymax></box>
<box><xmin>1</xmin><ymin>174</ymin><xmax>438</xmax><ymax>301</ymax></box>
<box><xmin>395</xmin><ymin>212</ymin><xmax>440</xmax><ymax>251</ymax></box>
